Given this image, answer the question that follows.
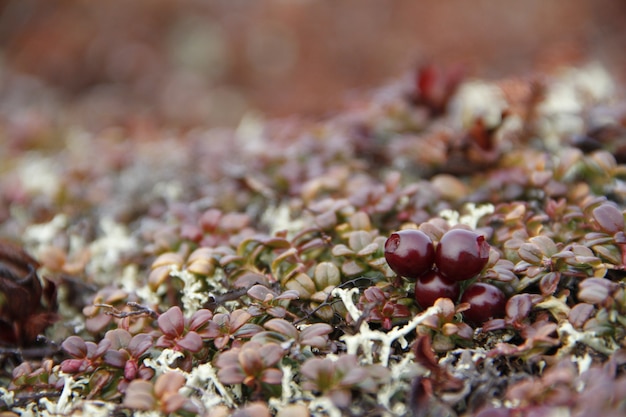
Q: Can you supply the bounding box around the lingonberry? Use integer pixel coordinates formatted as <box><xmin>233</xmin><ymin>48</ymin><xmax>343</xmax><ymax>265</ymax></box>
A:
<box><xmin>435</xmin><ymin>229</ymin><xmax>489</xmax><ymax>281</ymax></box>
<box><xmin>460</xmin><ymin>282</ymin><xmax>506</xmax><ymax>325</ymax></box>
<box><xmin>384</xmin><ymin>230</ymin><xmax>435</xmax><ymax>279</ymax></box>
<box><xmin>414</xmin><ymin>269</ymin><xmax>460</xmax><ymax>308</ymax></box>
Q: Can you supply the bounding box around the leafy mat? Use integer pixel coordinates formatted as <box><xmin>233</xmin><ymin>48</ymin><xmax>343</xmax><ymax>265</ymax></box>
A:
<box><xmin>2</xmin><ymin>64</ymin><xmax>626</xmax><ymax>416</ymax></box>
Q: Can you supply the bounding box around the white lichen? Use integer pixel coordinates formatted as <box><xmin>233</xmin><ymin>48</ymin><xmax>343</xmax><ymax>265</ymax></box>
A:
<box><xmin>0</xmin><ymin>387</ymin><xmax>14</xmax><ymax>407</ymax></box>
<box><xmin>572</xmin><ymin>353</ymin><xmax>593</xmax><ymax>377</ymax></box>
<box><xmin>309</xmin><ymin>397</ymin><xmax>342</xmax><ymax>417</ymax></box>
<box><xmin>332</xmin><ymin>287</ymin><xmax>362</xmax><ymax>322</ymax></box>
<box><xmin>186</xmin><ymin>362</ymin><xmax>236</xmax><ymax>409</ymax></box>
<box><xmin>376</xmin><ymin>353</ymin><xmax>421</xmax><ymax>417</ymax></box>
<box><xmin>557</xmin><ymin>321</ymin><xmax>619</xmax><ymax>357</ymax></box>
<box><xmin>449</xmin><ymin>81</ymin><xmax>508</xmax><ymax>129</ymax></box>
<box><xmin>77</xmin><ymin>400</ymin><xmax>118</xmax><ymax>417</ymax></box>
<box><xmin>439</xmin><ymin>203</ymin><xmax>494</xmax><ymax>229</ymax></box>
<box><xmin>261</xmin><ymin>203</ymin><xmax>305</xmax><ymax>237</ymax></box>
<box><xmin>38</xmin><ymin>374</ymin><xmax>88</xmax><ymax>416</ymax></box>
<box><xmin>538</xmin><ymin>63</ymin><xmax>615</xmax><ymax>150</ymax></box>
<box><xmin>235</xmin><ymin>111</ymin><xmax>266</xmax><ymax>155</ymax></box>
<box><xmin>333</xmin><ymin>287</ymin><xmax>442</xmax><ymax>367</ymax></box>
<box><xmin>152</xmin><ymin>180</ymin><xmax>184</xmax><ymax>202</ymax></box>
<box><xmin>144</xmin><ymin>349</ymin><xmax>236</xmax><ymax>410</ymax></box>
<box><xmin>133</xmin><ymin>411</ymin><xmax>164</xmax><ymax>417</ymax></box>
<box><xmin>86</xmin><ymin>217</ymin><xmax>138</xmax><ymax>284</ymax></box>
<box><xmin>11</xmin><ymin>401</ymin><xmax>38</xmax><ymax>417</ymax></box>
<box><xmin>22</xmin><ymin>213</ymin><xmax>68</xmax><ymax>251</ymax></box>
<box><xmin>269</xmin><ymin>364</ymin><xmax>307</xmax><ymax>412</ymax></box>
<box><xmin>16</xmin><ymin>155</ymin><xmax>61</xmax><ymax>198</ymax></box>
<box><xmin>144</xmin><ymin>348</ymin><xmax>184</xmax><ymax>373</ymax></box>
<box><xmin>169</xmin><ymin>266</ymin><xmax>210</xmax><ymax>317</ymax></box>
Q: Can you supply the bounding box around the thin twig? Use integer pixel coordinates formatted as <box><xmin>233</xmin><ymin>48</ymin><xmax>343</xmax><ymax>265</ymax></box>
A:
<box><xmin>95</xmin><ymin>302</ymin><xmax>158</xmax><ymax>319</ymax></box>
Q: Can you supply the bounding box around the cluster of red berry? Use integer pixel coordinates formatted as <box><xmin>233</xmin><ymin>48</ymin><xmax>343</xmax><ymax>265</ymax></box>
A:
<box><xmin>384</xmin><ymin>229</ymin><xmax>506</xmax><ymax>325</ymax></box>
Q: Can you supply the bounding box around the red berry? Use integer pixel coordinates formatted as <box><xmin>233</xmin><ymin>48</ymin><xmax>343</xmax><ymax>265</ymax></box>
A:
<box><xmin>460</xmin><ymin>283</ymin><xmax>506</xmax><ymax>325</ymax></box>
<box><xmin>435</xmin><ymin>229</ymin><xmax>490</xmax><ymax>281</ymax></box>
<box><xmin>384</xmin><ymin>230</ymin><xmax>435</xmax><ymax>280</ymax></box>
<box><xmin>414</xmin><ymin>269</ymin><xmax>460</xmax><ymax>308</ymax></box>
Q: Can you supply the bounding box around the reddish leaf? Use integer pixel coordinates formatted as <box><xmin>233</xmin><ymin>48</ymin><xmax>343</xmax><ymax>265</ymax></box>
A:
<box><xmin>259</xmin><ymin>343</ymin><xmax>284</xmax><ymax>367</ymax></box>
<box><xmin>217</xmin><ymin>366</ymin><xmax>246</xmax><ymax>384</ymax></box>
<box><xmin>506</xmin><ymin>294</ymin><xmax>534</xmax><ymax>323</ymax></box>
<box><xmin>260</xmin><ymin>368</ymin><xmax>283</xmax><ymax>384</ymax></box>
<box><xmin>233</xmin><ymin>323</ymin><xmax>263</xmax><ymax>339</ymax></box>
<box><xmin>189</xmin><ymin>309</ymin><xmax>213</xmax><ymax>331</ymax></box>
<box><xmin>266</xmin><ymin>306</ymin><xmax>287</xmax><ymax>317</ymax></box>
<box><xmin>482</xmin><ymin>318</ymin><xmax>506</xmax><ymax>332</ymax></box>
<box><xmin>162</xmin><ymin>393</ymin><xmax>188</xmax><ymax>414</ymax></box>
<box><xmin>176</xmin><ymin>331</ymin><xmax>203</xmax><ymax>353</ymax></box>
<box><xmin>230</xmin><ymin>309</ymin><xmax>252</xmax><ymax>330</ymax></box>
<box><xmin>592</xmin><ymin>203</ymin><xmax>624</xmax><ymax>234</ymax></box>
<box><xmin>62</xmin><ymin>336</ymin><xmax>88</xmax><ymax>358</ymax></box>
<box><xmin>92</xmin><ymin>339</ymin><xmax>112</xmax><ymax>357</ymax></box>
<box><xmin>158</xmin><ymin>306</ymin><xmax>185</xmax><ymax>338</ymax></box>
<box><xmin>123</xmin><ymin>380</ymin><xmax>155</xmax><ymax>410</ymax></box>
<box><xmin>363</xmin><ymin>286</ymin><xmax>385</xmax><ymax>303</ymax></box>
<box><xmin>154</xmin><ymin>372</ymin><xmax>186</xmax><ymax>397</ymax></box>
<box><xmin>105</xmin><ymin>328</ymin><xmax>132</xmax><ymax>349</ymax></box>
<box><xmin>240</xmin><ymin>349</ymin><xmax>264</xmax><ymax>376</ymax></box>
<box><xmin>128</xmin><ymin>333</ymin><xmax>153</xmax><ymax>357</ymax></box>
<box><xmin>60</xmin><ymin>359</ymin><xmax>86</xmax><ymax>373</ymax></box>
<box><xmin>104</xmin><ymin>349</ymin><xmax>130</xmax><ymax>368</ymax></box>
<box><xmin>124</xmin><ymin>360</ymin><xmax>139</xmax><ymax>380</ymax></box>
<box><xmin>263</xmin><ymin>319</ymin><xmax>298</xmax><ymax>339</ymax></box>
<box><xmin>300</xmin><ymin>323</ymin><xmax>333</xmax><ymax>347</ymax></box>
<box><xmin>539</xmin><ymin>272</ymin><xmax>560</xmax><ymax>296</ymax></box>
<box><xmin>247</xmin><ymin>285</ymin><xmax>275</xmax><ymax>302</ymax></box>
<box><xmin>579</xmin><ymin>278</ymin><xmax>617</xmax><ymax>304</ymax></box>
<box><xmin>568</xmin><ymin>303</ymin><xmax>595</xmax><ymax>328</ymax></box>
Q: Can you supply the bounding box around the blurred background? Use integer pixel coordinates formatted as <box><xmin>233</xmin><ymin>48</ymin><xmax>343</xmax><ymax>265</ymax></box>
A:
<box><xmin>0</xmin><ymin>0</ymin><xmax>624</xmax><ymax>130</ymax></box>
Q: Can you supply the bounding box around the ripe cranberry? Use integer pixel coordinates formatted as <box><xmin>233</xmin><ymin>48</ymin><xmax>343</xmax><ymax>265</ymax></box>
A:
<box><xmin>414</xmin><ymin>269</ymin><xmax>460</xmax><ymax>308</ymax></box>
<box><xmin>435</xmin><ymin>229</ymin><xmax>490</xmax><ymax>281</ymax></box>
<box><xmin>460</xmin><ymin>283</ymin><xmax>506</xmax><ymax>325</ymax></box>
<box><xmin>384</xmin><ymin>230</ymin><xmax>435</xmax><ymax>280</ymax></box>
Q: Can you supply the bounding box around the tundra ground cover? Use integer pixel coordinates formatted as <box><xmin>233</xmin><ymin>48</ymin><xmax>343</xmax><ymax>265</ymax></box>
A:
<box><xmin>2</xmin><ymin>63</ymin><xmax>626</xmax><ymax>416</ymax></box>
